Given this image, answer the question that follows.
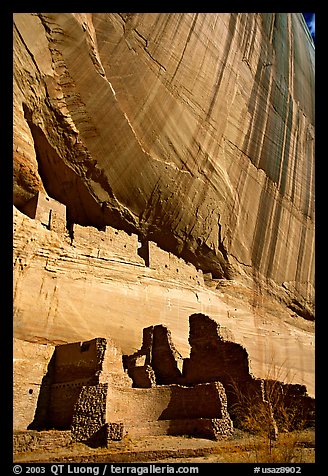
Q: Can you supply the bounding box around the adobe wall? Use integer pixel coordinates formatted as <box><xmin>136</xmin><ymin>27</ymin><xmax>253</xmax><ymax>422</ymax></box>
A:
<box><xmin>99</xmin><ymin>338</ymin><xmax>132</xmax><ymax>387</ymax></box>
<box><xmin>151</xmin><ymin>326</ymin><xmax>184</xmax><ymax>384</ymax></box>
<box><xmin>124</xmin><ymin>325</ymin><xmax>184</xmax><ymax>386</ymax></box>
<box><xmin>52</xmin><ymin>339</ymin><xmax>101</xmax><ymax>384</ymax></box>
<box><xmin>105</xmin><ymin>382</ymin><xmax>232</xmax><ymax>440</ymax></box>
<box><xmin>72</xmin><ymin>224</ymin><xmax>206</xmax><ymax>285</ymax></box>
<box><xmin>47</xmin><ymin>338</ymin><xmax>131</xmax><ymax>429</ymax></box>
<box><xmin>21</xmin><ymin>192</ymin><xmax>205</xmax><ymax>284</ymax></box>
<box><xmin>13</xmin><ymin>338</ymin><xmax>55</xmax><ymax>430</ymax></box>
<box><xmin>48</xmin><ymin>383</ymin><xmax>85</xmax><ymax>429</ymax></box>
<box><xmin>21</xmin><ymin>192</ymin><xmax>66</xmax><ymax>234</ymax></box>
<box><xmin>14</xmin><ymin>196</ymin><xmax>315</xmax><ymax>399</ymax></box>
<box><xmin>72</xmin><ymin>224</ymin><xmax>145</xmax><ymax>266</ymax></box>
<box><xmin>13</xmin><ymin>336</ymin><xmax>133</xmax><ymax>432</ymax></box>
<box><xmin>148</xmin><ymin>242</ymin><xmax>204</xmax><ymax>286</ymax></box>
<box><xmin>124</xmin><ymin>315</ymin><xmax>314</xmax><ymax>431</ymax></box>
<box><xmin>183</xmin><ymin>313</ymin><xmax>253</xmax><ymax>386</ymax></box>
<box><xmin>28</xmin><ymin>339</ymin><xmax>105</xmax><ymax>430</ymax></box>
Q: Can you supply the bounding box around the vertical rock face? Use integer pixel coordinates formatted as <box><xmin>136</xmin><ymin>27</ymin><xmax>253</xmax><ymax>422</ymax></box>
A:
<box><xmin>13</xmin><ymin>13</ymin><xmax>315</xmax><ymax>317</ymax></box>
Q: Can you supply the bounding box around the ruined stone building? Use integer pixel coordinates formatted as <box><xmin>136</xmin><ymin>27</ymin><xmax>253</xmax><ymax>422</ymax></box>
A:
<box><xmin>14</xmin><ymin>13</ymin><xmax>315</xmax><ymax>450</ymax></box>
<box><xmin>13</xmin><ymin>313</ymin><xmax>313</xmax><ymax>449</ymax></box>
<box><xmin>124</xmin><ymin>314</ymin><xmax>315</xmax><ymax>433</ymax></box>
<box><xmin>25</xmin><ymin>330</ymin><xmax>232</xmax><ymax>446</ymax></box>
<box><xmin>13</xmin><ymin>192</ymin><xmax>314</xmax><ymax>447</ymax></box>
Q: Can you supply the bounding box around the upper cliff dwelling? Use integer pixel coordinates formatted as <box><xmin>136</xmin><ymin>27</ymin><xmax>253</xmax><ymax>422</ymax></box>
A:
<box><xmin>14</xmin><ymin>11</ymin><xmax>314</xmax><ymax>319</ymax></box>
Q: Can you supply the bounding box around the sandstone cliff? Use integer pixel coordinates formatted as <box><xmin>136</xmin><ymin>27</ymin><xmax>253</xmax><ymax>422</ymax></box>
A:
<box><xmin>13</xmin><ymin>13</ymin><xmax>315</xmax><ymax>404</ymax></box>
<box><xmin>13</xmin><ymin>13</ymin><xmax>315</xmax><ymax>317</ymax></box>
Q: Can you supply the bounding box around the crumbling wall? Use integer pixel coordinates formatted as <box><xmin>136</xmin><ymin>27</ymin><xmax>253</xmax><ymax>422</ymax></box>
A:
<box><xmin>122</xmin><ymin>327</ymin><xmax>156</xmax><ymax>387</ymax></box>
<box><xmin>29</xmin><ymin>340</ymin><xmax>99</xmax><ymax>430</ymax></box>
<box><xmin>159</xmin><ymin>382</ymin><xmax>225</xmax><ymax>420</ymax></box>
<box><xmin>23</xmin><ymin>335</ymin><xmax>233</xmax><ymax>444</ymax></box>
<box><xmin>13</xmin><ymin>430</ymin><xmax>72</xmax><ymax>454</ymax></box>
<box><xmin>124</xmin><ymin>313</ymin><xmax>315</xmax><ymax>432</ymax></box>
<box><xmin>123</xmin><ymin>325</ymin><xmax>183</xmax><ymax>386</ymax></box>
<box><xmin>49</xmin><ymin>338</ymin><xmax>132</xmax><ymax>429</ymax></box>
<box><xmin>181</xmin><ymin>314</ymin><xmax>315</xmax><ymax>430</ymax></box>
<box><xmin>183</xmin><ymin>313</ymin><xmax>252</xmax><ymax>384</ymax></box>
<box><xmin>72</xmin><ymin>224</ymin><xmax>145</xmax><ymax>266</ymax></box>
<box><xmin>148</xmin><ymin>242</ymin><xmax>205</xmax><ymax>285</ymax></box>
<box><xmin>99</xmin><ymin>338</ymin><xmax>133</xmax><ymax>387</ymax></box>
<box><xmin>52</xmin><ymin>339</ymin><xmax>100</xmax><ymax>384</ymax></box>
<box><xmin>105</xmin><ymin>382</ymin><xmax>233</xmax><ymax>440</ymax></box>
<box><xmin>150</xmin><ymin>326</ymin><xmax>184</xmax><ymax>385</ymax></box>
<box><xmin>15</xmin><ymin>318</ymin><xmax>314</xmax><ymax>448</ymax></box>
<box><xmin>180</xmin><ymin>314</ymin><xmax>265</xmax><ymax>421</ymax></box>
<box><xmin>29</xmin><ymin>338</ymin><xmax>131</xmax><ymax>431</ymax></box>
<box><xmin>20</xmin><ymin>192</ymin><xmax>206</xmax><ymax>282</ymax></box>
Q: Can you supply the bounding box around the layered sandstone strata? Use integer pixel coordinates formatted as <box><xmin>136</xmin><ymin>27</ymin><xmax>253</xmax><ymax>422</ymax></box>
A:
<box><xmin>13</xmin><ymin>13</ymin><xmax>315</xmax><ymax>318</ymax></box>
<box><xmin>13</xmin><ymin>13</ymin><xmax>315</xmax><ymax>420</ymax></box>
<box><xmin>13</xmin><ymin>205</ymin><xmax>315</xmax><ymax>397</ymax></box>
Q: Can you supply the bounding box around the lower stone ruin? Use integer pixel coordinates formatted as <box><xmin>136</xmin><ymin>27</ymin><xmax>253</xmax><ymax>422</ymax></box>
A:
<box><xmin>15</xmin><ymin>314</ymin><xmax>314</xmax><ymax>450</ymax></box>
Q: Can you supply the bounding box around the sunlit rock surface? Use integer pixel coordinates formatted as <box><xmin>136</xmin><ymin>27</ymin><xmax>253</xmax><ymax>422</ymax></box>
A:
<box><xmin>13</xmin><ymin>13</ymin><xmax>315</xmax><ymax>398</ymax></box>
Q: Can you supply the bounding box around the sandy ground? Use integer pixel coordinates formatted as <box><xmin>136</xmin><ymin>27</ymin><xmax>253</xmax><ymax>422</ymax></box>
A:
<box><xmin>14</xmin><ymin>429</ymin><xmax>315</xmax><ymax>464</ymax></box>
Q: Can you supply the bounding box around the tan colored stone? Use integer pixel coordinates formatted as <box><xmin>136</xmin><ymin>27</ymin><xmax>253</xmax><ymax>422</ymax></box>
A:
<box><xmin>13</xmin><ymin>13</ymin><xmax>315</xmax><ymax>413</ymax></box>
<box><xmin>13</xmin><ymin>13</ymin><xmax>314</xmax><ymax>317</ymax></box>
<box><xmin>13</xmin><ymin>205</ymin><xmax>314</xmax><ymax>396</ymax></box>
<box><xmin>13</xmin><ymin>338</ymin><xmax>55</xmax><ymax>430</ymax></box>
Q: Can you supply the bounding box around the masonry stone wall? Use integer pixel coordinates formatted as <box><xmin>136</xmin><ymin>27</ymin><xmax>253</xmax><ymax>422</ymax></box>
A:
<box><xmin>180</xmin><ymin>314</ymin><xmax>315</xmax><ymax>430</ymax></box>
<box><xmin>183</xmin><ymin>313</ymin><xmax>252</xmax><ymax>384</ymax></box>
<box><xmin>71</xmin><ymin>384</ymin><xmax>108</xmax><ymax>444</ymax></box>
<box><xmin>14</xmin><ymin>319</ymin><xmax>314</xmax><ymax>451</ymax></box>
<box><xmin>180</xmin><ymin>314</ymin><xmax>271</xmax><ymax>421</ymax></box>
<box><xmin>151</xmin><ymin>326</ymin><xmax>184</xmax><ymax>384</ymax></box>
<box><xmin>26</xmin><ymin>338</ymin><xmax>131</xmax><ymax>432</ymax></box>
<box><xmin>20</xmin><ymin>191</ymin><xmax>207</xmax><ymax>284</ymax></box>
<box><xmin>124</xmin><ymin>325</ymin><xmax>184</xmax><ymax>387</ymax></box>
<box><xmin>158</xmin><ymin>383</ymin><xmax>225</xmax><ymax>420</ymax></box>
<box><xmin>123</xmin><ymin>314</ymin><xmax>315</xmax><ymax>432</ymax></box>
<box><xmin>30</xmin><ymin>335</ymin><xmax>234</xmax><ymax>443</ymax></box>
<box><xmin>98</xmin><ymin>338</ymin><xmax>132</xmax><ymax>387</ymax></box>
<box><xmin>50</xmin><ymin>338</ymin><xmax>131</xmax><ymax>429</ymax></box>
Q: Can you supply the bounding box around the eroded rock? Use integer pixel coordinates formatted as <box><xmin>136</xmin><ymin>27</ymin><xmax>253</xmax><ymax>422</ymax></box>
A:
<box><xmin>13</xmin><ymin>13</ymin><xmax>315</xmax><ymax>317</ymax></box>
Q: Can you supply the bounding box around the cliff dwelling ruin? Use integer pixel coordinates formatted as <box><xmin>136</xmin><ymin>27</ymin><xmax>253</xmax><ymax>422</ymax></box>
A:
<box><xmin>13</xmin><ymin>314</ymin><xmax>314</xmax><ymax>451</ymax></box>
<box><xmin>13</xmin><ymin>12</ymin><xmax>315</xmax><ymax>461</ymax></box>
